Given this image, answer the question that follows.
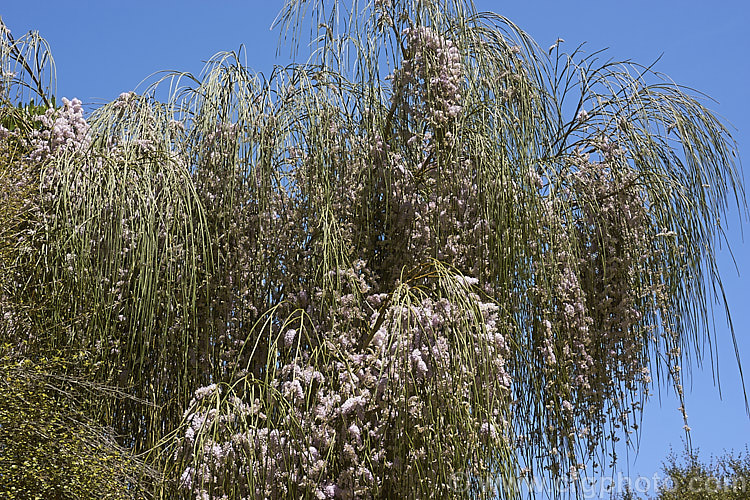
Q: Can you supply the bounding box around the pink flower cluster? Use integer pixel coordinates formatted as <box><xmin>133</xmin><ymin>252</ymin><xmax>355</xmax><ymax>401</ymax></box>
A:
<box><xmin>174</xmin><ymin>268</ymin><xmax>511</xmax><ymax>498</ymax></box>
<box><xmin>521</xmin><ymin>151</ymin><xmax>658</xmax><ymax>475</ymax></box>
<box><xmin>29</xmin><ymin>97</ymin><xmax>91</xmax><ymax>161</ymax></box>
<box><xmin>396</xmin><ymin>26</ymin><xmax>463</xmax><ymax>126</ymax></box>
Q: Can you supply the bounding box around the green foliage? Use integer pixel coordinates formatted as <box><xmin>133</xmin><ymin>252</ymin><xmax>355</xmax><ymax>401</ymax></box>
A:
<box><xmin>617</xmin><ymin>447</ymin><xmax>750</xmax><ymax>500</ymax></box>
<box><xmin>0</xmin><ymin>98</ymin><xmax>55</xmax><ymax>134</ymax></box>
<box><xmin>0</xmin><ymin>353</ymin><xmax>152</xmax><ymax>499</ymax></box>
<box><xmin>0</xmin><ymin>93</ymin><xmax>53</xmax><ymax>358</ymax></box>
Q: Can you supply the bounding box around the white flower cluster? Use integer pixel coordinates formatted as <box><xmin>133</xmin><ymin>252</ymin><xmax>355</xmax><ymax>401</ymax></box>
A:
<box><xmin>522</xmin><ymin>153</ymin><xmax>657</xmax><ymax>476</ymax></box>
<box><xmin>29</xmin><ymin>97</ymin><xmax>90</xmax><ymax>161</ymax></box>
<box><xmin>397</xmin><ymin>26</ymin><xmax>463</xmax><ymax>126</ymax></box>
<box><xmin>173</xmin><ymin>267</ymin><xmax>511</xmax><ymax>499</ymax></box>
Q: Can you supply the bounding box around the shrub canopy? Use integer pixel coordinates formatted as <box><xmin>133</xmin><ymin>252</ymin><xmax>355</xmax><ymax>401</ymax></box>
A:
<box><xmin>0</xmin><ymin>2</ymin><xmax>745</xmax><ymax>498</ymax></box>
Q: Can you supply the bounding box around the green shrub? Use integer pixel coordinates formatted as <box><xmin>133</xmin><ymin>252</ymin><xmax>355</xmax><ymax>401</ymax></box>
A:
<box><xmin>617</xmin><ymin>447</ymin><xmax>750</xmax><ymax>500</ymax></box>
<box><xmin>0</xmin><ymin>354</ymin><xmax>153</xmax><ymax>499</ymax></box>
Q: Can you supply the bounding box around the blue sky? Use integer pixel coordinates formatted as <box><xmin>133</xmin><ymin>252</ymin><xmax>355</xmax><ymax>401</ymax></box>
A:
<box><xmin>3</xmin><ymin>1</ymin><xmax>748</xmax><ymax>497</ymax></box>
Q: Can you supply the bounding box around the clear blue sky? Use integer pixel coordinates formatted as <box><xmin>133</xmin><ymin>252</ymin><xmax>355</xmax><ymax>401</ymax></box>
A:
<box><xmin>3</xmin><ymin>1</ymin><xmax>748</xmax><ymax>497</ymax></box>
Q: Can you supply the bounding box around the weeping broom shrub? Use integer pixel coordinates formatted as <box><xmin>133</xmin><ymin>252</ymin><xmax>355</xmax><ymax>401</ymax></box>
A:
<box><xmin>0</xmin><ymin>20</ymin><xmax>158</xmax><ymax>498</ymax></box>
<box><xmin>0</xmin><ymin>139</ymin><xmax>152</xmax><ymax>500</ymax></box>
<box><xmin>0</xmin><ymin>1</ymin><xmax>746</xmax><ymax>498</ymax></box>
